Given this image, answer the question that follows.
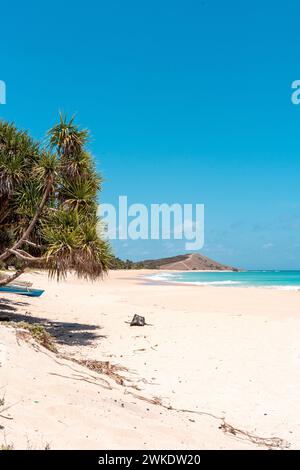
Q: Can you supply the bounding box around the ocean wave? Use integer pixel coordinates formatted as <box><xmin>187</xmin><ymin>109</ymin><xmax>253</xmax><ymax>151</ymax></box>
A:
<box><xmin>146</xmin><ymin>273</ymin><xmax>177</xmax><ymax>281</ymax></box>
<box><xmin>144</xmin><ymin>272</ymin><xmax>300</xmax><ymax>290</ymax></box>
<box><xmin>175</xmin><ymin>280</ymin><xmax>243</xmax><ymax>286</ymax></box>
<box><xmin>146</xmin><ymin>275</ymin><xmax>242</xmax><ymax>286</ymax></box>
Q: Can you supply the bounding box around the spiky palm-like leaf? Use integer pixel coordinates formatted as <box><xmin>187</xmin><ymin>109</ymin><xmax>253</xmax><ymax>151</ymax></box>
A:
<box><xmin>59</xmin><ymin>178</ymin><xmax>99</xmax><ymax>211</ymax></box>
<box><xmin>42</xmin><ymin>210</ymin><xmax>111</xmax><ymax>280</ymax></box>
<box><xmin>0</xmin><ymin>116</ymin><xmax>111</xmax><ymax>281</ymax></box>
<box><xmin>48</xmin><ymin>113</ymin><xmax>88</xmax><ymax>157</ymax></box>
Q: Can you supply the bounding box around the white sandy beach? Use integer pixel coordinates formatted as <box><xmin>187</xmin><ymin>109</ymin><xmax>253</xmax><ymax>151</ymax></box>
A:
<box><xmin>1</xmin><ymin>269</ymin><xmax>300</xmax><ymax>449</ymax></box>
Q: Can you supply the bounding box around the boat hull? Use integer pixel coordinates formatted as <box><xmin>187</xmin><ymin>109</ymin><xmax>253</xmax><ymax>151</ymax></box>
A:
<box><xmin>0</xmin><ymin>286</ymin><xmax>44</xmax><ymax>297</ymax></box>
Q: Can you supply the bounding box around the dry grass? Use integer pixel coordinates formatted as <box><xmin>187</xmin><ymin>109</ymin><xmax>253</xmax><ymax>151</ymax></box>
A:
<box><xmin>0</xmin><ymin>443</ymin><xmax>14</xmax><ymax>450</ymax></box>
<box><xmin>219</xmin><ymin>421</ymin><xmax>290</xmax><ymax>449</ymax></box>
<box><xmin>3</xmin><ymin>321</ymin><xmax>57</xmax><ymax>353</ymax></box>
<box><xmin>64</xmin><ymin>357</ymin><xmax>129</xmax><ymax>386</ymax></box>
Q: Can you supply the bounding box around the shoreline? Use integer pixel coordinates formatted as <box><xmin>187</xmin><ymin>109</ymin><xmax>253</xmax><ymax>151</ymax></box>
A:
<box><xmin>141</xmin><ymin>270</ymin><xmax>300</xmax><ymax>291</ymax></box>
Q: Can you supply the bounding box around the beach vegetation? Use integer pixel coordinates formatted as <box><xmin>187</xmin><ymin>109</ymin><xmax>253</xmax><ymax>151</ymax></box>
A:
<box><xmin>0</xmin><ymin>444</ymin><xmax>14</xmax><ymax>450</ymax></box>
<box><xmin>0</xmin><ymin>114</ymin><xmax>111</xmax><ymax>285</ymax></box>
<box><xmin>109</xmin><ymin>256</ymin><xmax>145</xmax><ymax>269</ymax></box>
<box><xmin>2</xmin><ymin>321</ymin><xmax>57</xmax><ymax>352</ymax></box>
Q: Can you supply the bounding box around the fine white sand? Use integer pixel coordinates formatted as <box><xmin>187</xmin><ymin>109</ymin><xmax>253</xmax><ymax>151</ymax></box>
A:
<box><xmin>1</xmin><ymin>269</ymin><xmax>299</xmax><ymax>449</ymax></box>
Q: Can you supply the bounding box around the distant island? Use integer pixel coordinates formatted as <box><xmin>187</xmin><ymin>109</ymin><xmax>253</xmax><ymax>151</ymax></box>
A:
<box><xmin>110</xmin><ymin>253</ymin><xmax>239</xmax><ymax>271</ymax></box>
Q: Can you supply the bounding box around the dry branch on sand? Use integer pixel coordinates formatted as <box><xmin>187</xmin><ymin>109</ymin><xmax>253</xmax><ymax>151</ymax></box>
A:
<box><xmin>1</xmin><ymin>322</ymin><xmax>291</xmax><ymax>450</ymax></box>
<box><xmin>62</xmin><ymin>357</ymin><xmax>129</xmax><ymax>386</ymax></box>
<box><xmin>124</xmin><ymin>390</ymin><xmax>290</xmax><ymax>450</ymax></box>
<box><xmin>0</xmin><ymin>397</ymin><xmax>14</xmax><ymax>421</ymax></box>
<box><xmin>219</xmin><ymin>421</ymin><xmax>289</xmax><ymax>449</ymax></box>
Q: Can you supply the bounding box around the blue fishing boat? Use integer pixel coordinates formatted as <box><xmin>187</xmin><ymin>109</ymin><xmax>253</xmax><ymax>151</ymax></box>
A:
<box><xmin>0</xmin><ymin>286</ymin><xmax>44</xmax><ymax>297</ymax></box>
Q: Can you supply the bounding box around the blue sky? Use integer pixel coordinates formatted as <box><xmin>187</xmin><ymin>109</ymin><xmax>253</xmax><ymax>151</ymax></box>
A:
<box><xmin>1</xmin><ymin>0</ymin><xmax>300</xmax><ymax>268</ymax></box>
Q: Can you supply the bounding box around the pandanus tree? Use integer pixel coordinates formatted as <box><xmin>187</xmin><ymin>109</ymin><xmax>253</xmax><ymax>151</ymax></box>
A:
<box><xmin>0</xmin><ymin>115</ymin><xmax>111</xmax><ymax>286</ymax></box>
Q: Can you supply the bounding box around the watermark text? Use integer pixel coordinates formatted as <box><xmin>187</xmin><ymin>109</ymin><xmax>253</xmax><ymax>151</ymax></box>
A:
<box><xmin>0</xmin><ymin>80</ymin><xmax>6</xmax><ymax>104</ymax></box>
<box><xmin>98</xmin><ymin>196</ymin><xmax>204</xmax><ymax>250</ymax></box>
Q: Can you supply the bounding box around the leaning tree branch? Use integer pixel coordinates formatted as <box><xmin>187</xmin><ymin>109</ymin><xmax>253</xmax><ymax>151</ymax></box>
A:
<box><xmin>7</xmin><ymin>249</ymin><xmax>44</xmax><ymax>262</ymax></box>
<box><xmin>24</xmin><ymin>239</ymin><xmax>44</xmax><ymax>250</ymax></box>
<box><xmin>0</xmin><ymin>249</ymin><xmax>52</xmax><ymax>287</ymax></box>
<box><xmin>9</xmin><ymin>248</ymin><xmax>36</xmax><ymax>259</ymax></box>
<box><xmin>0</xmin><ymin>177</ymin><xmax>53</xmax><ymax>263</ymax></box>
<box><xmin>0</xmin><ymin>268</ymin><xmax>25</xmax><ymax>287</ymax></box>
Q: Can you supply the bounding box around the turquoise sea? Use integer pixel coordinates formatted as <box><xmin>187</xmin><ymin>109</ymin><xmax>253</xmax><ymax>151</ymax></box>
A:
<box><xmin>148</xmin><ymin>271</ymin><xmax>300</xmax><ymax>290</ymax></box>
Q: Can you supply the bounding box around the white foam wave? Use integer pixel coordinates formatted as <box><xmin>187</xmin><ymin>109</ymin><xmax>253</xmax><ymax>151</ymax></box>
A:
<box><xmin>144</xmin><ymin>273</ymin><xmax>300</xmax><ymax>290</ymax></box>
<box><xmin>146</xmin><ymin>272</ymin><xmax>177</xmax><ymax>281</ymax></box>
<box><xmin>178</xmin><ymin>280</ymin><xmax>242</xmax><ymax>286</ymax></box>
<box><xmin>145</xmin><ymin>275</ymin><xmax>242</xmax><ymax>286</ymax></box>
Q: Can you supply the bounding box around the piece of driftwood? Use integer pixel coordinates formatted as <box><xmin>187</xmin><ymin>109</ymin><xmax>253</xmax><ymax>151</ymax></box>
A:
<box><xmin>130</xmin><ymin>314</ymin><xmax>145</xmax><ymax>326</ymax></box>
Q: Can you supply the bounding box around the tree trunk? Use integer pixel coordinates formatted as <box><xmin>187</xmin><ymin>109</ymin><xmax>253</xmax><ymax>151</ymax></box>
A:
<box><xmin>0</xmin><ymin>177</ymin><xmax>53</xmax><ymax>263</ymax></box>
<box><xmin>0</xmin><ymin>268</ymin><xmax>25</xmax><ymax>287</ymax></box>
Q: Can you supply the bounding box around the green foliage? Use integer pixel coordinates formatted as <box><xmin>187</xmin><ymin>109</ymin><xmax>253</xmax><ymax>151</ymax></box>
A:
<box><xmin>15</xmin><ymin>322</ymin><xmax>57</xmax><ymax>352</ymax></box>
<box><xmin>109</xmin><ymin>256</ymin><xmax>145</xmax><ymax>270</ymax></box>
<box><xmin>0</xmin><ymin>115</ymin><xmax>111</xmax><ymax>279</ymax></box>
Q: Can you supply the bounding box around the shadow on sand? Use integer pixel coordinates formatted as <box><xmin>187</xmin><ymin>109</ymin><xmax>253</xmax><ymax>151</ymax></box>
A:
<box><xmin>0</xmin><ymin>297</ymin><xmax>106</xmax><ymax>347</ymax></box>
